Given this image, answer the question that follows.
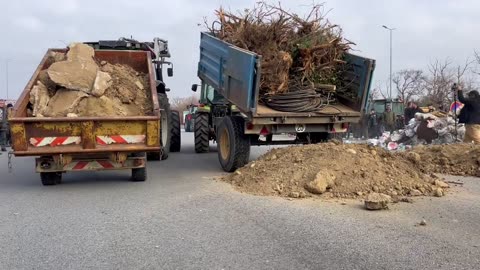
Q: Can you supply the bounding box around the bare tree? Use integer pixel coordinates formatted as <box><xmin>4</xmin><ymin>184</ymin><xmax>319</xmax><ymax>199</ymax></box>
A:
<box><xmin>423</xmin><ymin>58</ymin><xmax>475</xmax><ymax>108</ymax></box>
<box><xmin>474</xmin><ymin>50</ymin><xmax>480</xmax><ymax>75</ymax></box>
<box><xmin>392</xmin><ymin>69</ymin><xmax>425</xmax><ymax>104</ymax></box>
<box><xmin>170</xmin><ymin>94</ymin><xmax>200</xmax><ymax>112</ymax></box>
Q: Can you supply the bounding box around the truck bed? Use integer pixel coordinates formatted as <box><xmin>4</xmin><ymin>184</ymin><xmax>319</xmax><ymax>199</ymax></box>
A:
<box><xmin>255</xmin><ymin>104</ymin><xmax>360</xmax><ymax>117</ymax></box>
<box><xmin>197</xmin><ymin>32</ymin><xmax>375</xmax><ymax>120</ymax></box>
<box><xmin>10</xmin><ymin>49</ymin><xmax>161</xmax><ymax>156</ymax></box>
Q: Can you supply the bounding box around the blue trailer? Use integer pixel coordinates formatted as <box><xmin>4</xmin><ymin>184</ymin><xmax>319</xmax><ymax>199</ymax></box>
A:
<box><xmin>192</xmin><ymin>32</ymin><xmax>375</xmax><ymax>172</ymax></box>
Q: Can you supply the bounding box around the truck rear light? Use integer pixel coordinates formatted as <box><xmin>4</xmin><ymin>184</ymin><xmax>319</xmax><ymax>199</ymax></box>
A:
<box><xmin>246</xmin><ymin>123</ymin><xmax>254</xmax><ymax>130</ymax></box>
<box><xmin>260</xmin><ymin>126</ymin><xmax>269</xmax><ymax>136</ymax></box>
<box><xmin>342</xmin><ymin>123</ymin><xmax>349</xmax><ymax>129</ymax></box>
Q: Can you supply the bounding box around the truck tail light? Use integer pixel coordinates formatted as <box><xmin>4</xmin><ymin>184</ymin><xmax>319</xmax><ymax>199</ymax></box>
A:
<box><xmin>260</xmin><ymin>126</ymin><xmax>269</xmax><ymax>136</ymax></box>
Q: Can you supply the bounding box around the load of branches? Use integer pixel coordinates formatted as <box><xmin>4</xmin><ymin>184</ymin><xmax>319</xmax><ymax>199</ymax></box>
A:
<box><xmin>206</xmin><ymin>2</ymin><xmax>354</xmax><ymax>111</ymax></box>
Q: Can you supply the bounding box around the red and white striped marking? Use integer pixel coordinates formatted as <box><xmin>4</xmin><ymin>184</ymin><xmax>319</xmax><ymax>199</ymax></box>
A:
<box><xmin>29</xmin><ymin>136</ymin><xmax>81</xmax><ymax>147</ymax></box>
<box><xmin>63</xmin><ymin>160</ymin><xmax>122</xmax><ymax>171</ymax></box>
<box><xmin>96</xmin><ymin>135</ymin><xmax>146</xmax><ymax>145</ymax></box>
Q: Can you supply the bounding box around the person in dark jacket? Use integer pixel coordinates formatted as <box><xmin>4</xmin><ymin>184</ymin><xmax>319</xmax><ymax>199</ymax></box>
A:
<box><xmin>368</xmin><ymin>109</ymin><xmax>379</xmax><ymax>138</ymax></box>
<box><xmin>457</xmin><ymin>87</ymin><xmax>480</xmax><ymax>143</ymax></box>
<box><xmin>404</xmin><ymin>101</ymin><xmax>423</xmax><ymax>124</ymax></box>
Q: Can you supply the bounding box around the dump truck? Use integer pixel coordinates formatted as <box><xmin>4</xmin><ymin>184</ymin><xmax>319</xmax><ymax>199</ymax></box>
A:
<box><xmin>9</xmin><ymin>38</ymin><xmax>181</xmax><ymax>185</ymax></box>
<box><xmin>192</xmin><ymin>32</ymin><xmax>375</xmax><ymax>172</ymax></box>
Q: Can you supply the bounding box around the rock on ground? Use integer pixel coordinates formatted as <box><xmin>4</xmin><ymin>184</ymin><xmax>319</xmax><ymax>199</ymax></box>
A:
<box><xmin>365</xmin><ymin>193</ymin><xmax>391</xmax><ymax>210</ymax></box>
<box><xmin>304</xmin><ymin>170</ymin><xmax>336</xmax><ymax>194</ymax></box>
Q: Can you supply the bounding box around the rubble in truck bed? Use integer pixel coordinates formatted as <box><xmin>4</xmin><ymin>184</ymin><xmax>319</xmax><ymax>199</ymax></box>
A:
<box><xmin>28</xmin><ymin>43</ymin><xmax>152</xmax><ymax>118</ymax></box>
<box><xmin>222</xmin><ymin>142</ymin><xmax>480</xmax><ymax>200</ymax></box>
<box><xmin>208</xmin><ymin>2</ymin><xmax>356</xmax><ymax>112</ymax></box>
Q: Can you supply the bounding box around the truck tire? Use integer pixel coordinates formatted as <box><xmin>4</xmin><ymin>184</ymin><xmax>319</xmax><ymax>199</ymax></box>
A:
<box><xmin>170</xmin><ymin>110</ymin><xmax>181</xmax><ymax>152</ymax></box>
<box><xmin>194</xmin><ymin>113</ymin><xmax>210</xmax><ymax>153</ymax></box>
<box><xmin>131</xmin><ymin>167</ymin><xmax>147</xmax><ymax>182</ymax></box>
<box><xmin>40</xmin><ymin>172</ymin><xmax>62</xmax><ymax>186</ymax></box>
<box><xmin>216</xmin><ymin>116</ymin><xmax>250</xmax><ymax>172</ymax></box>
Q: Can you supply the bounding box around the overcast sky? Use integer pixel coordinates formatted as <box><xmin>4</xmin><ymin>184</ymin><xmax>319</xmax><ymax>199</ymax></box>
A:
<box><xmin>1</xmin><ymin>0</ymin><xmax>479</xmax><ymax>100</ymax></box>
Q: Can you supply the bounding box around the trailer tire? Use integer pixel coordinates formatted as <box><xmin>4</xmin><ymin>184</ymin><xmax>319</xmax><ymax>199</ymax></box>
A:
<box><xmin>40</xmin><ymin>172</ymin><xmax>62</xmax><ymax>186</ymax></box>
<box><xmin>216</xmin><ymin>116</ymin><xmax>250</xmax><ymax>172</ymax></box>
<box><xmin>159</xmin><ymin>93</ymin><xmax>171</xmax><ymax>160</ymax></box>
<box><xmin>194</xmin><ymin>113</ymin><xmax>210</xmax><ymax>153</ymax></box>
<box><xmin>131</xmin><ymin>167</ymin><xmax>147</xmax><ymax>182</ymax></box>
<box><xmin>310</xmin><ymin>132</ymin><xmax>331</xmax><ymax>143</ymax></box>
<box><xmin>170</xmin><ymin>110</ymin><xmax>181</xmax><ymax>152</ymax></box>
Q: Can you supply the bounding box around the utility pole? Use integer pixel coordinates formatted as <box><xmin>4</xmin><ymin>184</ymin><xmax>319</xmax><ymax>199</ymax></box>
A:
<box><xmin>382</xmin><ymin>25</ymin><xmax>395</xmax><ymax>100</ymax></box>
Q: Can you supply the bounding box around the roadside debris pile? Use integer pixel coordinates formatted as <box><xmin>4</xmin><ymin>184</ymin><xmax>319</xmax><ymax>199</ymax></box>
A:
<box><xmin>367</xmin><ymin>113</ymin><xmax>465</xmax><ymax>150</ymax></box>
<box><xmin>28</xmin><ymin>43</ymin><xmax>152</xmax><ymax>117</ymax></box>
<box><xmin>224</xmin><ymin>143</ymin><xmax>450</xmax><ymax>200</ymax></box>
<box><xmin>405</xmin><ymin>144</ymin><xmax>480</xmax><ymax>176</ymax></box>
<box><xmin>208</xmin><ymin>2</ymin><xmax>353</xmax><ymax>111</ymax></box>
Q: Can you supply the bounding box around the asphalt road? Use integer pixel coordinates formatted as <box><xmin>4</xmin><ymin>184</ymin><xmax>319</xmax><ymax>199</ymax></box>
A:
<box><xmin>0</xmin><ymin>131</ymin><xmax>479</xmax><ymax>270</ymax></box>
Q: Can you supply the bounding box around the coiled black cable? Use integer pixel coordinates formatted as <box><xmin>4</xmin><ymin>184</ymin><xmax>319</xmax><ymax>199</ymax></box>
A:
<box><xmin>262</xmin><ymin>90</ymin><xmax>335</xmax><ymax>112</ymax></box>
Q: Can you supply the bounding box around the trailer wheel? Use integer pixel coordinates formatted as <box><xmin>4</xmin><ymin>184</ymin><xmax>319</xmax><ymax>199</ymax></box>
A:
<box><xmin>310</xmin><ymin>132</ymin><xmax>331</xmax><ymax>143</ymax></box>
<box><xmin>131</xmin><ymin>167</ymin><xmax>147</xmax><ymax>182</ymax></box>
<box><xmin>194</xmin><ymin>113</ymin><xmax>210</xmax><ymax>153</ymax></box>
<box><xmin>170</xmin><ymin>110</ymin><xmax>181</xmax><ymax>152</ymax></box>
<box><xmin>216</xmin><ymin>116</ymin><xmax>250</xmax><ymax>172</ymax></box>
<box><xmin>40</xmin><ymin>172</ymin><xmax>62</xmax><ymax>186</ymax></box>
<box><xmin>159</xmin><ymin>93</ymin><xmax>171</xmax><ymax>160</ymax></box>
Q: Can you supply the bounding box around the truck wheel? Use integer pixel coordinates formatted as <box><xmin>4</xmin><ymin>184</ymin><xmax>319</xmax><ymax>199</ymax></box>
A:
<box><xmin>216</xmin><ymin>116</ymin><xmax>250</xmax><ymax>172</ymax></box>
<box><xmin>159</xmin><ymin>93</ymin><xmax>171</xmax><ymax>160</ymax></box>
<box><xmin>194</xmin><ymin>113</ymin><xmax>210</xmax><ymax>153</ymax></box>
<box><xmin>40</xmin><ymin>172</ymin><xmax>62</xmax><ymax>186</ymax></box>
<box><xmin>131</xmin><ymin>167</ymin><xmax>147</xmax><ymax>182</ymax></box>
<box><xmin>170</xmin><ymin>110</ymin><xmax>181</xmax><ymax>152</ymax></box>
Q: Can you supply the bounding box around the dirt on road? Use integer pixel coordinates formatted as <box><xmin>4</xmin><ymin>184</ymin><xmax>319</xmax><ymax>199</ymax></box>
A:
<box><xmin>224</xmin><ymin>142</ymin><xmax>478</xmax><ymax>200</ymax></box>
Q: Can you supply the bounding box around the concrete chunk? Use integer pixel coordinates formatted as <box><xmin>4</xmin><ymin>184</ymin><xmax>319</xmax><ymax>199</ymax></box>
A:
<box><xmin>29</xmin><ymin>81</ymin><xmax>50</xmax><ymax>117</ymax></box>
<box><xmin>92</xmin><ymin>71</ymin><xmax>112</xmax><ymax>97</ymax></box>
<box><xmin>43</xmin><ymin>89</ymin><xmax>88</xmax><ymax>117</ymax></box>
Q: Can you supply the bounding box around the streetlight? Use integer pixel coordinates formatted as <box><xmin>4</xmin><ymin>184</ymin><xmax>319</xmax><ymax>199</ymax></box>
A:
<box><xmin>382</xmin><ymin>25</ymin><xmax>395</xmax><ymax>100</ymax></box>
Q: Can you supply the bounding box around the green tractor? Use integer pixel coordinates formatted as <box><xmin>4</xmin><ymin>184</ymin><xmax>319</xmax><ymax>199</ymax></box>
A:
<box><xmin>191</xmin><ymin>83</ymin><xmax>241</xmax><ymax>155</ymax></box>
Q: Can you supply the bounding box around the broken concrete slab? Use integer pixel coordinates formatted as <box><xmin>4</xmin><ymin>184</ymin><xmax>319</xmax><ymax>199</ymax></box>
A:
<box><xmin>29</xmin><ymin>81</ymin><xmax>50</xmax><ymax>117</ymax></box>
<box><xmin>43</xmin><ymin>89</ymin><xmax>88</xmax><ymax>117</ymax></box>
<box><xmin>92</xmin><ymin>71</ymin><xmax>112</xmax><ymax>97</ymax></box>
<box><xmin>66</xmin><ymin>43</ymin><xmax>94</xmax><ymax>62</ymax></box>
<box><xmin>47</xmin><ymin>60</ymin><xmax>98</xmax><ymax>93</ymax></box>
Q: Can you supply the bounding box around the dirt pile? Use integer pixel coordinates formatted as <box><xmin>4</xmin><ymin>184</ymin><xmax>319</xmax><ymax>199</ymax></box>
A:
<box><xmin>29</xmin><ymin>43</ymin><xmax>151</xmax><ymax>117</ymax></box>
<box><xmin>224</xmin><ymin>143</ymin><xmax>450</xmax><ymax>200</ymax></box>
<box><xmin>404</xmin><ymin>144</ymin><xmax>480</xmax><ymax>176</ymax></box>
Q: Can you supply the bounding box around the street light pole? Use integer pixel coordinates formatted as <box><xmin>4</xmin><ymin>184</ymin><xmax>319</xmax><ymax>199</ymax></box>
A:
<box><xmin>382</xmin><ymin>25</ymin><xmax>395</xmax><ymax>100</ymax></box>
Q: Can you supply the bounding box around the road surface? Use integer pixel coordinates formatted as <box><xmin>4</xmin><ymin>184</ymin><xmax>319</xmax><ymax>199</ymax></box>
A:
<box><xmin>0</xmin><ymin>132</ymin><xmax>479</xmax><ymax>269</ymax></box>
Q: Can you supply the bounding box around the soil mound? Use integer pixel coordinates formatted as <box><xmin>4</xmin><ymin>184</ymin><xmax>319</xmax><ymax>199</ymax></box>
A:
<box><xmin>224</xmin><ymin>143</ymin><xmax>451</xmax><ymax>200</ymax></box>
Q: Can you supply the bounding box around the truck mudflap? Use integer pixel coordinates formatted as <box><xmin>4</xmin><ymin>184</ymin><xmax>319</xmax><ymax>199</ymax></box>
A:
<box><xmin>36</xmin><ymin>156</ymin><xmax>146</xmax><ymax>173</ymax></box>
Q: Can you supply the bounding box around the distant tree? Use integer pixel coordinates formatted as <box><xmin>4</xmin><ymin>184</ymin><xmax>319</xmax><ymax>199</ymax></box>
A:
<box><xmin>392</xmin><ymin>69</ymin><xmax>425</xmax><ymax>104</ymax></box>
<box><xmin>170</xmin><ymin>94</ymin><xmax>199</xmax><ymax>112</ymax></box>
<box><xmin>423</xmin><ymin>58</ymin><xmax>474</xmax><ymax>108</ymax></box>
